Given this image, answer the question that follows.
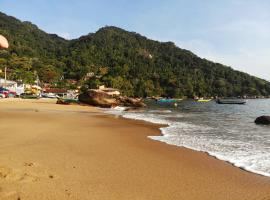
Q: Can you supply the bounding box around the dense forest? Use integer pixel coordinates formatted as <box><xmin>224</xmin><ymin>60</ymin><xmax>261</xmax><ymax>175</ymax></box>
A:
<box><xmin>0</xmin><ymin>11</ymin><xmax>270</xmax><ymax>98</ymax></box>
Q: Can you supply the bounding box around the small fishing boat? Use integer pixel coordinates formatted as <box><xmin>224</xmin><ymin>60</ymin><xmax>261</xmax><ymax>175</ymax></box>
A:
<box><xmin>56</xmin><ymin>97</ymin><xmax>79</xmax><ymax>105</ymax></box>
<box><xmin>41</xmin><ymin>93</ymin><xmax>58</xmax><ymax>99</ymax></box>
<box><xmin>216</xmin><ymin>99</ymin><xmax>246</xmax><ymax>105</ymax></box>
<box><xmin>157</xmin><ymin>98</ymin><xmax>177</xmax><ymax>103</ymax></box>
<box><xmin>197</xmin><ymin>99</ymin><xmax>212</xmax><ymax>103</ymax></box>
<box><xmin>20</xmin><ymin>93</ymin><xmax>40</xmax><ymax>99</ymax></box>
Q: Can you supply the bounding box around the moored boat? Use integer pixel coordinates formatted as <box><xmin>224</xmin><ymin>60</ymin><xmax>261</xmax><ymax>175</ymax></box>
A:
<box><xmin>157</xmin><ymin>98</ymin><xmax>178</xmax><ymax>103</ymax></box>
<box><xmin>57</xmin><ymin>97</ymin><xmax>79</xmax><ymax>105</ymax></box>
<box><xmin>197</xmin><ymin>99</ymin><xmax>212</xmax><ymax>103</ymax></box>
<box><xmin>216</xmin><ymin>99</ymin><xmax>246</xmax><ymax>105</ymax></box>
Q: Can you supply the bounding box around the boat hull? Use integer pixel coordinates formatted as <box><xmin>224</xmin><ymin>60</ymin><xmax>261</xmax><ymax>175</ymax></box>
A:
<box><xmin>157</xmin><ymin>99</ymin><xmax>177</xmax><ymax>103</ymax></box>
<box><xmin>216</xmin><ymin>99</ymin><xmax>246</xmax><ymax>105</ymax></box>
<box><xmin>197</xmin><ymin>99</ymin><xmax>212</xmax><ymax>103</ymax></box>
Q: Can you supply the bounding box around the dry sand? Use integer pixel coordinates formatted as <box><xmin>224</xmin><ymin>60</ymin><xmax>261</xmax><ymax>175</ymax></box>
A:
<box><xmin>0</xmin><ymin>99</ymin><xmax>269</xmax><ymax>200</ymax></box>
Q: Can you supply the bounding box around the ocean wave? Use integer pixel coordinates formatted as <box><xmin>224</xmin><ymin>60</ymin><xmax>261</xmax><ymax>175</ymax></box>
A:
<box><xmin>148</xmin><ymin>109</ymin><xmax>172</xmax><ymax>113</ymax></box>
<box><xmin>123</xmin><ymin>112</ymin><xmax>170</xmax><ymax>125</ymax></box>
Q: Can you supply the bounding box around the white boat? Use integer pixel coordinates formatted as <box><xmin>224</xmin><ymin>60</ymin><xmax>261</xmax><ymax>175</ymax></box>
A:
<box><xmin>42</xmin><ymin>93</ymin><xmax>58</xmax><ymax>99</ymax></box>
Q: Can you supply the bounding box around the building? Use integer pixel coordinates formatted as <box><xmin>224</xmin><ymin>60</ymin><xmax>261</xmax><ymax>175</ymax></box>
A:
<box><xmin>43</xmin><ymin>88</ymin><xmax>68</xmax><ymax>98</ymax></box>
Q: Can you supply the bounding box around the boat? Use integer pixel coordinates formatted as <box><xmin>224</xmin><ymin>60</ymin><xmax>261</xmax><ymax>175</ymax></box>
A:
<box><xmin>41</xmin><ymin>93</ymin><xmax>58</xmax><ymax>99</ymax></box>
<box><xmin>216</xmin><ymin>99</ymin><xmax>247</xmax><ymax>105</ymax></box>
<box><xmin>56</xmin><ymin>97</ymin><xmax>79</xmax><ymax>105</ymax></box>
<box><xmin>197</xmin><ymin>99</ymin><xmax>212</xmax><ymax>103</ymax></box>
<box><xmin>157</xmin><ymin>98</ymin><xmax>177</xmax><ymax>103</ymax></box>
<box><xmin>20</xmin><ymin>93</ymin><xmax>40</xmax><ymax>99</ymax></box>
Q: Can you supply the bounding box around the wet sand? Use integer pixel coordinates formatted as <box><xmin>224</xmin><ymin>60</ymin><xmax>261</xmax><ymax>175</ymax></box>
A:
<box><xmin>0</xmin><ymin>99</ymin><xmax>269</xmax><ymax>200</ymax></box>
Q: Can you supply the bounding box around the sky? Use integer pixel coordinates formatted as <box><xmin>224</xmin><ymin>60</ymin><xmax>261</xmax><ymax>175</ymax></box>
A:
<box><xmin>1</xmin><ymin>0</ymin><xmax>270</xmax><ymax>80</ymax></box>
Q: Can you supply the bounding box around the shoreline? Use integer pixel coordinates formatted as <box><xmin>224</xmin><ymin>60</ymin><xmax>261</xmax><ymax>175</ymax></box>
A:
<box><xmin>110</xmin><ymin>103</ymin><xmax>270</xmax><ymax>178</ymax></box>
<box><xmin>116</xmin><ymin>114</ymin><xmax>270</xmax><ymax>178</ymax></box>
<box><xmin>0</xmin><ymin>99</ymin><xmax>269</xmax><ymax>199</ymax></box>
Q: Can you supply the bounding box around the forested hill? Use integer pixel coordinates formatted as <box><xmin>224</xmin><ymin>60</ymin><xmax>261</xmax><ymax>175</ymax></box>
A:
<box><xmin>0</xmin><ymin>12</ymin><xmax>68</xmax><ymax>58</ymax></box>
<box><xmin>0</xmin><ymin>11</ymin><xmax>270</xmax><ymax>97</ymax></box>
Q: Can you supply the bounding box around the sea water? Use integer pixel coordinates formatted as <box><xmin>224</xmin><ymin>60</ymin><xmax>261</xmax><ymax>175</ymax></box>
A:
<box><xmin>106</xmin><ymin>99</ymin><xmax>270</xmax><ymax>177</ymax></box>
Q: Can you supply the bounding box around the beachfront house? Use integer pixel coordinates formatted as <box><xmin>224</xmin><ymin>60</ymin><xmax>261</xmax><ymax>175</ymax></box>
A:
<box><xmin>43</xmin><ymin>88</ymin><xmax>68</xmax><ymax>98</ymax></box>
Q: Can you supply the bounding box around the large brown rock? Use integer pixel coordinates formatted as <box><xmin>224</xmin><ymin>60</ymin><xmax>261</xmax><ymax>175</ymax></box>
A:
<box><xmin>79</xmin><ymin>89</ymin><xmax>146</xmax><ymax>108</ymax></box>
<box><xmin>255</xmin><ymin>116</ymin><xmax>270</xmax><ymax>125</ymax></box>
<box><xmin>118</xmin><ymin>96</ymin><xmax>146</xmax><ymax>107</ymax></box>
<box><xmin>79</xmin><ymin>89</ymin><xmax>119</xmax><ymax>108</ymax></box>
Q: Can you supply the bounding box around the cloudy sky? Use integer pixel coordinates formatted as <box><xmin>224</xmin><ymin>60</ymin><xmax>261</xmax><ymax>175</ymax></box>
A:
<box><xmin>1</xmin><ymin>0</ymin><xmax>270</xmax><ymax>80</ymax></box>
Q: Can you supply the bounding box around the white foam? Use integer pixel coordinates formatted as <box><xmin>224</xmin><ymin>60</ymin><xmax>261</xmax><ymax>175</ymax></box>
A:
<box><xmin>148</xmin><ymin>109</ymin><xmax>172</xmax><ymax>113</ymax></box>
<box><xmin>113</xmin><ymin>106</ymin><xmax>127</xmax><ymax>111</ymax></box>
<box><xmin>150</xmin><ymin>123</ymin><xmax>270</xmax><ymax>177</ymax></box>
<box><xmin>104</xmin><ymin>106</ymin><xmax>127</xmax><ymax>115</ymax></box>
<box><xmin>123</xmin><ymin>112</ymin><xmax>170</xmax><ymax>125</ymax></box>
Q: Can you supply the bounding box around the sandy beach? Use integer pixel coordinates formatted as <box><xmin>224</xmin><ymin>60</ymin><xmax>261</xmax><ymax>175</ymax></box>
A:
<box><xmin>0</xmin><ymin>99</ymin><xmax>269</xmax><ymax>200</ymax></box>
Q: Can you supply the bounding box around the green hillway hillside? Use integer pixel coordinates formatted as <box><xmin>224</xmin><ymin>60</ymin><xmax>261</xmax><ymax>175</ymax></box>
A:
<box><xmin>0</xmin><ymin>11</ymin><xmax>270</xmax><ymax>98</ymax></box>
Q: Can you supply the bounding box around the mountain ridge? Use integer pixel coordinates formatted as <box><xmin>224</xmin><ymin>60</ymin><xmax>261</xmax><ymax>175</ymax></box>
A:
<box><xmin>0</xmin><ymin>11</ymin><xmax>269</xmax><ymax>97</ymax></box>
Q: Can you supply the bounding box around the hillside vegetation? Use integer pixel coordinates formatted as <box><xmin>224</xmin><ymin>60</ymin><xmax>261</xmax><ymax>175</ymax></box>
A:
<box><xmin>0</xmin><ymin>12</ymin><xmax>269</xmax><ymax>97</ymax></box>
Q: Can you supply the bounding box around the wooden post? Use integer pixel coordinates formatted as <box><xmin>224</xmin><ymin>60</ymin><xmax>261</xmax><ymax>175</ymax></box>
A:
<box><xmin>4</xmin><ymin>66</ymin><xmax>7</xmax><ymax>88</ymax></box>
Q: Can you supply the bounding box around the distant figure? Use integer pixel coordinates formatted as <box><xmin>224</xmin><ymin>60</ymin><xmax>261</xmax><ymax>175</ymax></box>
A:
<box><xmin>0</xmin><ymin>35</ymin><xmax>9</xmax><ymax>49</ymax></box>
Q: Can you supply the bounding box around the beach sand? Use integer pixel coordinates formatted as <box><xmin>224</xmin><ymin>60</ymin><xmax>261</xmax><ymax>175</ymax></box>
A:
<box><xmin>0</xmin><ymin>99</ymin><xmax>269</xmax><ymax>200</ymax></box>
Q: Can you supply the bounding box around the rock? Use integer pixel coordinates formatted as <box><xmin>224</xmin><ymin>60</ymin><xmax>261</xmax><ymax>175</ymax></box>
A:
<box><xmin>57</xmin><ymin>98</ymin><xmax>70</xmax><ymax>105</ymax></box>
<box><xmin>255</xmin><ymin>116</ymin><xmax>270</xmax><ymax>125</ymax></box>
<box><xmin>118</xmin><ymin>96</ymin><xmax>146</xmax><ymax>108</ymax></box>
<box><xmin>79</xmin><ymin>89</ymin><xmax>119</xmax><ymax>108</ymax></box>
<box><xmin>78</xmin><ymin>89</ymin><xmax>146</xmax><ymax>108</ymax></box>
<box><xmin>57</xmin><ymin>98</ymin><xmax>79</xmax><ymax>105</ymax></box>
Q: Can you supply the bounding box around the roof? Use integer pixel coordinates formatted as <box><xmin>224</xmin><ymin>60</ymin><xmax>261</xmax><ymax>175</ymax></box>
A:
<box><xmin>0</xmin><ymin>78</ymin><xmax>17</xmax><ymax>84</ymax></box>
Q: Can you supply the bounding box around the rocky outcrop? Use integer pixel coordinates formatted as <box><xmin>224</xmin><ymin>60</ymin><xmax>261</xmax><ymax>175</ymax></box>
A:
<box><xmin>78</xmin><ymin>89</ymin><xmax>146</xmax><ymax>108</ymax></box>
<box><xmin>57</xmin><ymin>98</ymin><xmax>79</xmax><ymax>105</ymax></box>
<box><xmin>255</xmin><ymin>116</ymin><xmax>270</xmax><ymax>125</ymax></box>
<box><xmin>118</xmin><ymin>96</ymin><xmax>146</xmax><ymax>108</ymax></box>
<box><xmin>79</xmin><ymin>89</ymin><xmax>119</xmax><ymax>108</ymax></box>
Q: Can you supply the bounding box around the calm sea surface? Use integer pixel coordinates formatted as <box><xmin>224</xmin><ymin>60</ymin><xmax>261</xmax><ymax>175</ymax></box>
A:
<box><xmin>107</xmin><ymin>99</ymin><xmax>270</xmax><ymax>177</ymax></box>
